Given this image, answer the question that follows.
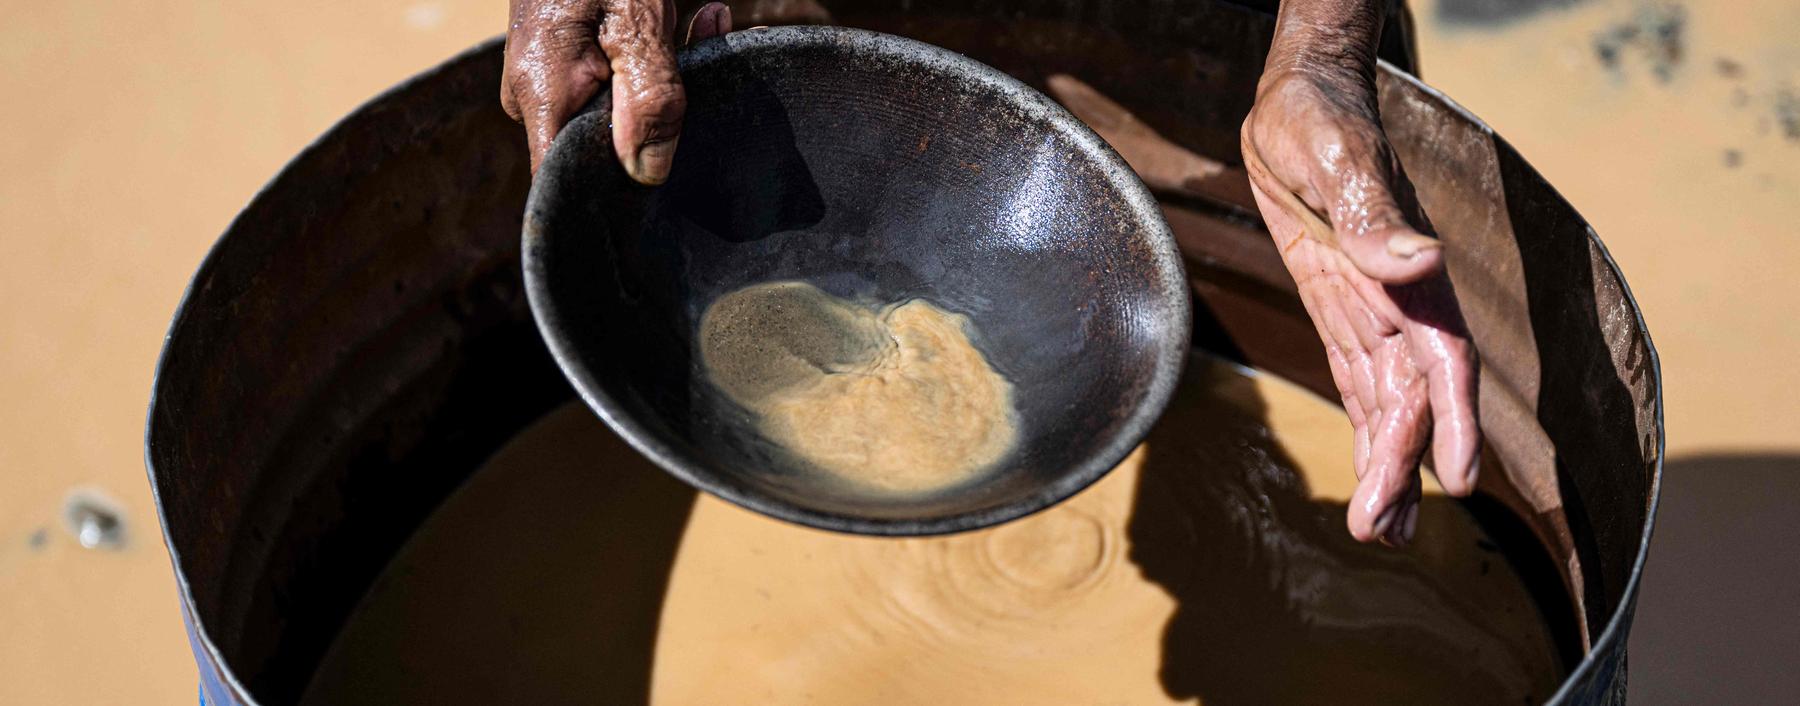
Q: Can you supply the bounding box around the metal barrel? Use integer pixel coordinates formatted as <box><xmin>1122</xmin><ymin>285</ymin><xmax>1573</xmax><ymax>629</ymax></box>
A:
<box><xmin>147</xmin><ymin>3</ymin><xmax>1660</xmax><ymax>704</ymax></box>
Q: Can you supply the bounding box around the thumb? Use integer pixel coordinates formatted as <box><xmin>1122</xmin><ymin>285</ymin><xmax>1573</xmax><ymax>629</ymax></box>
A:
<box><xmin>601</xmin><ymin>0</ymin><xmax>685</xmax><ymax>185</ymax></box>
<box><xmin>684</xmin><ymin>2</ymin><xmax>732</xmax><ymax>45</ymax></box>
<box><xmin>1326</xmin><ymin>164</ymin><xmax>1443</xmax><ymax>285</ymax></box>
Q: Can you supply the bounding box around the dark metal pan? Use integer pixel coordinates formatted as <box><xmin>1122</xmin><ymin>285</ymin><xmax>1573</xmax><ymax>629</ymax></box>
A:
<box><xmin>523</xmin><ymin>27</ymin><xmax>1190</xmax><ymax>535</ymax></box>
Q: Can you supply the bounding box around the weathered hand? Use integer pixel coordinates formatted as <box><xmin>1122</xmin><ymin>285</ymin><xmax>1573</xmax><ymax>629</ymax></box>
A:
<box><xmin>502</xmin><ymin>0</ymin><xmax>732</xmax><ymax>179</ymax></box>
<box><xmin>1241</xmin><ymin>66</ymin><xmax>1480</xmax><ymax>547</ymax></box>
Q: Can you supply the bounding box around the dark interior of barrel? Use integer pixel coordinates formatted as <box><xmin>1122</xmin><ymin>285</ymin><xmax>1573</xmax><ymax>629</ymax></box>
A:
<box><xmin>145</xmin><ymin>2</ymin><xmax>1661</xmax><ymax>704</ymax></box>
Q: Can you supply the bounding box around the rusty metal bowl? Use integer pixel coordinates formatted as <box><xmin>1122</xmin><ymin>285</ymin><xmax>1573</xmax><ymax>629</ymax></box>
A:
<box><xmin>522</xmin><ymin>27</ymin><xmax>1190</xmax><ymax>535</ymax></box>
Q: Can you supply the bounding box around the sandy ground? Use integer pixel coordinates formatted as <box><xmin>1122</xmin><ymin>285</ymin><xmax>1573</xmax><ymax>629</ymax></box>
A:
<box><xmin>0</xmin><ymin>0</ymin><xmax>1793</xmax><ymax>703</ymax></box>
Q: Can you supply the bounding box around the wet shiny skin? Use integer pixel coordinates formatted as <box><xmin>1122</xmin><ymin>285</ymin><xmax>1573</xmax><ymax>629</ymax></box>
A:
<box><xmin>300</xmin><ymin>357</ymin><xmax>1561</xmax><ymax>705</ymax></box>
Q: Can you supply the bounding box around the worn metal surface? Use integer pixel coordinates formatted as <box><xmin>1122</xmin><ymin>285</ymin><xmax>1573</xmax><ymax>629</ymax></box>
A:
<box><xmin>146</xmin><ymin>2</ymin><xmax>1660</xmax><ymax>704</ymax></box>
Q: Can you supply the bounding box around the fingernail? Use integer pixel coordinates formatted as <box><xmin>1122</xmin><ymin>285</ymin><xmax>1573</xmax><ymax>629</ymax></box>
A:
<box><xmin>631</xmin><ymin>137</ymin><xmax>679</xmax><ymax>185</ymax></box>
<box><xmin>1371</xmin><ymin>503</ymin><xmax>1400</xmax><ymax>541</ymax></box>
<box><xmin>1386</xmin><ymin>232</ymin><xmax>1441</xmax><ymax>258</ymax></box>
<box><xmin>1400</xmin><ymin>503</ymin><xmax>1419</xmax><ymax>545</ymax></box>
<box><xmin>1463</xmin><ymin>456</ymin><xmax>1481</xmax><ymax>493</ymax></box>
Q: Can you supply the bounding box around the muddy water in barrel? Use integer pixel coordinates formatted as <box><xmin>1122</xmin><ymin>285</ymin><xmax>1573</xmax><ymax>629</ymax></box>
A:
<box><xmin>300</xmin><ymin>357</ymin><xmax>1564</xmax><ymax>705</ymax></box>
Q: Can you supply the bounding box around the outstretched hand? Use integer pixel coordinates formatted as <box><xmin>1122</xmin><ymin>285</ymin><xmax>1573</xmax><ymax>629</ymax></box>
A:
<box><xmin>1241</xmin><ymin>61</ymin><xmax>1480</xmax><ymax>547</ymax></box>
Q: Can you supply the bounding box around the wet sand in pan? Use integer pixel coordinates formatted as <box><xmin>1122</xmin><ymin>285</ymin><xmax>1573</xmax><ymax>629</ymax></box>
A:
<box><xmin>699</xmin><ymin>281</ymin><xmax>1016</xmax><ymax>494</ymax></box>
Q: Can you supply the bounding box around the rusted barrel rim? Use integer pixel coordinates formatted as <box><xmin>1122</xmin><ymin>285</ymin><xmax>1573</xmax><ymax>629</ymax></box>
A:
<box><xmin>1378</xmin><ymin>62</ymin><xmax>1664</xmax><ymax>704</ymax></box>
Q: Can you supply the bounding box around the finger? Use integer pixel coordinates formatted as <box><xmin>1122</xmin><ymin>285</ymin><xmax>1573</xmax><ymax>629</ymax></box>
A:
<box><xmin>1309</xmin><ymin>288</ymin><xmax>1383</xmax><ymax>459</ymax></box>
<box><xmin>685</xmin><ymin>2</ymin><xmax>731</xmax><ymax>44</ymax></box>
<box><xmin>501</xmin><ymin>50</ymin><xmax>522</xmax><ymax>121</ymax></box>
<box><xmin>1346</xmin><ymin>348</ymin><xmax>1430</xmax><ymax>543</ymax></box>
<box><xmin>1385</xmin><ymin>273</ymin><xmax>1482</xmax><ymax>496</ymax></box>
<box><xmin>1411</xmin><ymin>319</ymin><xmax>1481</xmax><ymax>496</ymax></box>
<box><xmin>1308</xmin><ymin>302</ymin><xmax>1371</xmax><ymax>472</ymax></box>
<box><xmin>602</xmin><ymin>0</ymin><xmax>684</xmax><ymax>185</ymax></box>
<box><xmin>1303</xmin><ymin>284</ymin><xmax>1381</xmax><ymax>493</ymax></box>
<box><xmin>1287</xmin><ymin>257</ymin><xmax>1372</xmax><ymax>480</ymax></box>
<box><xmin>1350</xmin><ymin>417</ymin><xmax>1424</xmax><ymax>543</ymax></box>
<box><xmin>1381</xmin><ymin>485</ymin><xmax>1423</xmax><ymax>548</ymax></box>
<box><xmin>504</xmin><ymin>0</ymin><xmax>610</xmax><ymax>173</ymax></box>
<box><xmin>1346</xmin><ymin>412</ymin><xmax>1414</xmax><ymax>543</ymax></box>
<box><xmin>501</xmin><ymin>0</ymin><xmax>526</xmax><ymax>121</ymax></box>
<box><xmin>1321</xmin><ymin>154</ymin><xmax>1444</xmax><ymax>286</ymax></box>
<box><xmin>1330</xmin><ymin>346</ymin><xmax>1375</xmax><ymax>480</ymax></box>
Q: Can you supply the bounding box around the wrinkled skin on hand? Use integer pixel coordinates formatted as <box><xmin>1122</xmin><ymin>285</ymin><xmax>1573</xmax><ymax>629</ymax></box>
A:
<box><xmin>1241</xmin><ymin>57</ymin><xmax>1481</xmax><ymax>547</ymax></box>
<box><xmin>502</xmin><ymin>0</ymin><xmax>733</xmax><ymax>179</ymax></box>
